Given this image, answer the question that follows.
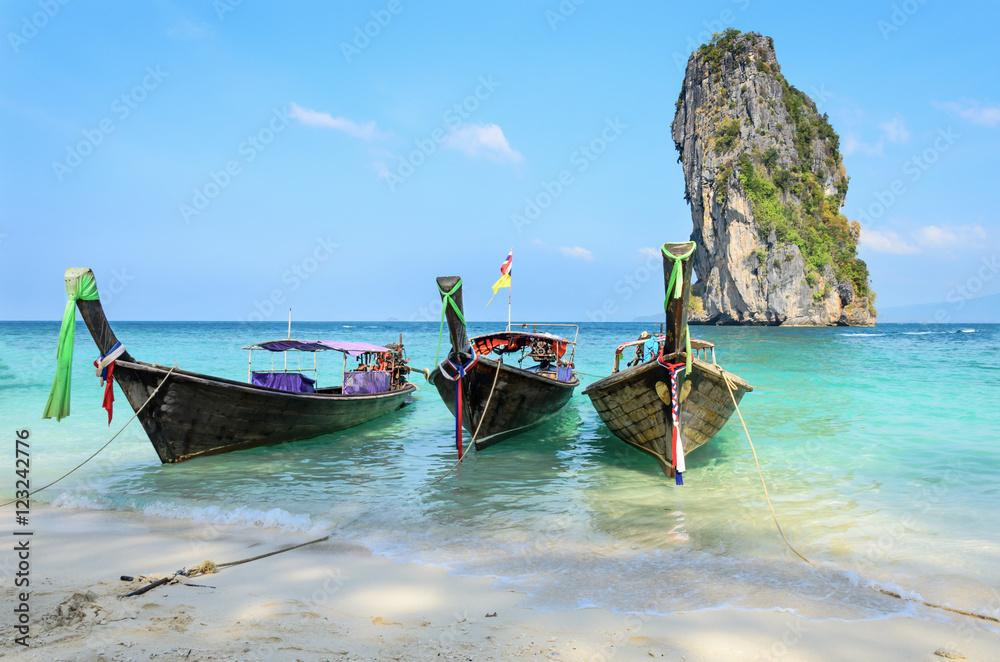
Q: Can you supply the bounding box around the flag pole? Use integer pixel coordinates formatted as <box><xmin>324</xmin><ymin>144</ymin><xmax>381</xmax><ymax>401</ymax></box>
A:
<box><xmin>507</xmin><ymin>246</ymin><xmax>512</xmax><ymax>331</ymax></box>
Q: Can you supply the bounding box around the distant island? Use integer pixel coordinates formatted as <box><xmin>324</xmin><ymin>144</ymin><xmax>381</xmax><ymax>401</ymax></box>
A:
<box><xmin>877</xmin><ymin>292</ymin><xmax>1000</xmax><ymax>324</ymax></box>
<box><xmin>636</xmin><ymin>292</ymin><xmax>998</xmax><ymax>324</ymax></box>
<box><xmin>674</xmin><ymin>29</ymin><xmax>875</xmax><ymax>326</ymax></box>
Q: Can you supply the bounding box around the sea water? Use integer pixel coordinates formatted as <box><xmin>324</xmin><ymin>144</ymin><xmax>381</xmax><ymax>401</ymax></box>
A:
<box><xmin>1</xmin><ymin>321</ymin><xmax>998</xmax><ymax>623</ymax></box>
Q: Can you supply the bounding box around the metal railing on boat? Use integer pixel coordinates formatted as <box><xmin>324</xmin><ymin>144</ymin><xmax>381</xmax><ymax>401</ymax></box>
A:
<box><xmin>506</xmin><ymin>322</ymin><xmax>580</xmax><ymax>366</ymax></box>
<box><xmin>612</xmin><ymin>336</ymin><xmax>716</xmax><ymax>373</ymax></box>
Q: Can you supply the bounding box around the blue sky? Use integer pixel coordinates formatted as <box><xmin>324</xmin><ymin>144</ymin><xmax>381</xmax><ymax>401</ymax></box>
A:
<box><xmin>2</xmin><ymin>0</ymin><xmax>998</xmax><ymax>323</ymax></box>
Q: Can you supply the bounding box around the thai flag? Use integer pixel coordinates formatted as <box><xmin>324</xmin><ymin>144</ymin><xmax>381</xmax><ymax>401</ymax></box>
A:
<box><xmin>500</xmin><ymin>250</ymin><xmax>513</xmax><ymax>276</ymax></box>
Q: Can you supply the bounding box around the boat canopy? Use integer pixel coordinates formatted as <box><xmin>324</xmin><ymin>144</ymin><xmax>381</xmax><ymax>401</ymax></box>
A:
<box><xmin>472</xmin><ymin>331</ymin><xmax>568</xmax><ymax>359</ymax></box>
<box><xmin>243</xmin><ymin>339</ymin><xmax>391</xmax><ymax>356</ymax></box>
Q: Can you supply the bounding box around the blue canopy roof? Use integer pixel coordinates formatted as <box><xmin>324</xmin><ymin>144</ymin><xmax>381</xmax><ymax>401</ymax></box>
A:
<box><xmin>243</xmin><ymin>339</ymin><xmax>391</xmax><ymax>356</ymax></box>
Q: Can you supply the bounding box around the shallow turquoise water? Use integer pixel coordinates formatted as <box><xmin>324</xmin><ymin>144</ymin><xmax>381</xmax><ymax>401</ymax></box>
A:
<box><xmin>1</xmin><ymin>320</ymin><xmax>997</xmax><ymax>622</ymax></box>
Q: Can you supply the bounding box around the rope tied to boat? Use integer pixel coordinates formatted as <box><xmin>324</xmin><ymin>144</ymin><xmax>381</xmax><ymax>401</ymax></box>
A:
<box><xmin>434</xmin><ymin>279</ymin><xmax>466</xmax><ymax>369</ymax></box>
<box><xmin>430</xmin><ymin>355</ymin><xmax>504</xmax><ymax>483</ymax></box>
<box><xmin>187</xmin><ymin>560</ymin><xmax>218</xmax><ymax>576</ymax></box>
<box><xmin>719</xmin><ymin>370</ymin><xmax>1000</xmax><ymax>624</ymax></box>
<box><xmin>721</xmin><ymin>370</ymin><xmax>813</xmax><ymax>566</ymax></box>
<box><xmin>437</xmin><ymin>346</ymin><xmax>481</xmax><ymax>457</ymax></box>
<box><xmin>121</xmin><ymin>535</ymin><xmax>330</xmax><ymax>598</ymax></box>
<box><xmin>437</xmin><ymin>346</ymin><xmax>479</xmax><ymax>383</ymax></box>
<box><xmin>2</xmin><ymin>364</ymin><xmax>177</xmax><ymax>508</ymax></box>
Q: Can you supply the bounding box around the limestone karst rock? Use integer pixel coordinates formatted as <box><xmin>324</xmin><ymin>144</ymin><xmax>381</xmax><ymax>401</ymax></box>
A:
<box><xmin>673</xmin><ymin>29</ymin><xmax>876</xmax><ymax>325</ymax></box>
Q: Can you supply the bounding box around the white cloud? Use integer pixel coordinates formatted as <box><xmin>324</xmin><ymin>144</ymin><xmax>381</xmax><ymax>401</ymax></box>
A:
<box><xmin>558</xmin><ymin>246</ymin><xmax>593</xmax><ymax>261</ymax></box>
<box><xmin>843</xmin><ymin>135</ymin><xmax>880</xmax><ymax>157</ymax></box>
<box><xmin>289</xmin><ymin>102</ymin><xmax>385</xmax><ymax>140</ymax></box>
<box><xmin>878</xmin><ymin>116</ymin><xmax>910</xmax><ymax>144</ymax></box>
<box><xmin>373</xmin><ymin>161</ymin><xmax>391</xmax><ymax>180</ymax></box>
<box><xmin>638</xmin><ymin>246</ymin><xmax>660</xmax><ymax>259</ymax></box>
<box><xmin>369</xmin><ymin>148</ymin><xmax>396</xmax><ymax>180</ymax></box>
<box><xmin>167</xmin><ymin>19</ymin><xmax>211</xmax><ymax>40</ymax></box>
<box><xmin>442</xmin><ymin>123</ymin><xmax>523</xmax><ymax>163</ymax></box>
<box><xmin>860</xmin><ymin>224</ymin><xmax>989</xmax><ymax>255</ymax></box>
<box><xmin>915</xmin><ymin>224</ymin><xmax>987</xmax><ymax>247</ymax></box>
<box><xmin>860</xmin><ymin>228</ymin><xmax>920</xmax><ymax>254</ymax></box>
<box><xmin>843</xmin><ymin>115</ymin><xmax>909</xmax><ymax>157</ymax></box>
<box><xmin>935</xmin><ymin>99</ymin><xmax>1000</xmax><ymax>127</ymax></box>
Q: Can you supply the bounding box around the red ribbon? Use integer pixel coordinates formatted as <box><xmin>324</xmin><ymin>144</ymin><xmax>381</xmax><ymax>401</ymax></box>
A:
<box><xmin>456</xmin><ymin>373</ymin><xmax>463</xmax><ymax>458</ymax></box>
<box><xmin>94</xmin><ymin>360</ymin><xmax>115</xmax><ymax>425</ymax></box>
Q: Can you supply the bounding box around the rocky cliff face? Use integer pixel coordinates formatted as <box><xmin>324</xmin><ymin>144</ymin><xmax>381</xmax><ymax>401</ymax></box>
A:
<box><xmin>672</xmin><ymin>29</ymin><xmax>876</xmax><ymax>326</ymax></box>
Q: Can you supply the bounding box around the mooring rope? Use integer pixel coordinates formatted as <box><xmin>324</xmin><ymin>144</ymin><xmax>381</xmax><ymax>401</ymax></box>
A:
<box><xmin>2</xmin><ymin>364</ymin><xmax>177</xmax><ymax>508</ymax></box>
<box><xmin>721</xmin><ymin>371</ymin><xmax>813</xmax><ymax>565</ymax></box>
<box><xmin>571</xmin><ymin>370</ymin><xmax>604</xmax><ymax>378</ymax></box>
<box><xmin>720</xmin><ymin>370</ymin><xmax>999</xmax><ymax>624</ymax></box>
<box><xmin>121</xmin><ymin>534</ymin><xmax>331</xmax><ymax>598</ymax></box>
<box><xmin>872</xmin><ymin>587</ymin><xmax>1000</xmax><ymax>624</ymax></box>
<box><xmin>213</xmin><ymin>534</ymin><xmax>330</xmax><ymax>570</ymax></box>
<box><xmin>430</xmin><ymin>356</ymin><xmax>504</xmax><ymax>485</ymax></box>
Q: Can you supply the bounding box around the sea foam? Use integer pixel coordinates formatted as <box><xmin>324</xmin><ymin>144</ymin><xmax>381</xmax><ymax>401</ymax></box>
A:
<box><xmin>141</xmin><ymin>501</ymin><xmax>332</xmax><ymax>535</ymax></box>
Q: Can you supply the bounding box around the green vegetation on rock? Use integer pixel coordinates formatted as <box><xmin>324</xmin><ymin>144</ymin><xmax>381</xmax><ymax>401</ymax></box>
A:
<box><xmin>697</xmin><ymin>28</ymin><xmax>746</xmax><ymax>76</ymax></box>
<box><xmin>715</xmin><ymin>119</ymin><xmax>741</xmax><ymax>153</ymax></box>
<box><xmin>736</xmin><ymin>152</ymin><xmax>870</xmax><ymax>302</ymax></box>
<box><xmin>694</xmin><ymin>29</ymin><xmax>873</xmax><ymax>310</ymax></box>
<box><xmin>780</xmin><ymin>80</ymin><xmax>840</xmax><ymax>166</ymax></box>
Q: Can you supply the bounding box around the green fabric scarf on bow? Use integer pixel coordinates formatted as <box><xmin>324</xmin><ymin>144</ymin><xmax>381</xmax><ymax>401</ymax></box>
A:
<box><xmin>435</xmin><ymin>279</ymin><xmax>466</xmax><ymax>368</ymax></box>
<box><xmin>662</xmin><ymin>243</ymin><xmax>696</xmax><ymax>375</ymax></box>
<box><xmin>43</xmin><ymin>271</ymin><xmax>100</xmax><ymax>421</ymax></box>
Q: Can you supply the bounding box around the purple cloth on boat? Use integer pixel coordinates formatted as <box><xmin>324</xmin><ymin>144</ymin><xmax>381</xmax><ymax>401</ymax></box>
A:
<box><xmin>343</xmin><ymin>371</ymin><xmax>390</xmax><ymax>395</ymax></box>
<box><xmin>557</xmin><ymin>366</ymin><xmax>573</xmax><ymax>382</ymax></box>
<box><xmin>251</xmin><ymin>371</ymin><xmax>316</xmax><ymax>393</ymax></box>
<box><xmin>254</xmin><ymin>340</ymin><xmax>390</xmax><ymax>356</ymax></box>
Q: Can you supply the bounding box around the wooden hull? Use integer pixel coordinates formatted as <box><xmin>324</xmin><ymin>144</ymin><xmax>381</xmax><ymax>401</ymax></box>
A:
<box><xmin>68</xmin><ymin>283</ymin><xmax>414</xmax><ymax>464</ymax></box>
<box><xmin>583</xmin><ymin>358</ymin><xmax>751</xmax><ymax>476</ymax></box>
<box><xmin>429</xmin><ymin>357</ymin><xmax>578</xmax><ymax>450</ymax></box>
<box><xmin>111</xmin><ymin>359</ymin><xmax>415</xmax><ymax>463</ymax></box>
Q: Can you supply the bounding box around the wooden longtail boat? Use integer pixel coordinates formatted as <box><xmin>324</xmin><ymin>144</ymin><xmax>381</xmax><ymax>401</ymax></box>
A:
<box><xmin>44</xmin><ymin>268</ymin><xmax>416</xmax><ymax>463</ymax></box>
<box><xmin>583</xmin><ymin>243</ymin><xmax>752</xmax><ymax>480</ymax></box>
<box><xmin>427</xmin><ymin>276</ymin><xmax>579</xmax><ymax>451</ymax></box>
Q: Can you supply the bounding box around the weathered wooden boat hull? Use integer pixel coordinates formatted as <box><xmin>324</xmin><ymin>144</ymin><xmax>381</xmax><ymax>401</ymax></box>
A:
<box><xmin>430</xmin><ymin>275</ymin><xmax>579</xmax><ymax>450</ymax></box>
<box><xmin>110</xmin><ymin>359</ymin><xmax>415</xmax><ymax>463</ymax></box>
<box><xmin>583</xmin><ymin>357</ymin><xmax>751</xmax><ymax>476</ymax></box>
<box><xmin>74</xmin><ymin>290</ymin><xmax>414</xmax><ymax>464</ymax></box>
<box><xmin>429</xmin><ymin>356</ymin><xmax>578</xmax><ymax>450</ymax></box>
<box><xmin>582</xmin><ymin>241</ymin><xmax>752</xmax><ymax>477</ymax></box>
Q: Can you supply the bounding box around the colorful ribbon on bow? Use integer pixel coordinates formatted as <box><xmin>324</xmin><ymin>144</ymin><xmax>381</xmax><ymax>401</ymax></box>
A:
<box><xmin>93</xmin><ymin>341</ymin><xmax>125</xmax><ymax>424</ymax></box>
<box><xmin>661</xmin><ymin>243</ymin><xmax>696</xmax><ymax>376</ymax></box>
<box><xmin>438</xmin><ymin>346</ymin><xmax>479</xmax><ymax>459</ymax></box>
<box><xmin>435</xmin><ymin>279</ymin><xmax>466</xmax><ymax>369</ymax></box>
<box><xmin>661</xmin><ymin>361</ymin><xmax>688</xmax><ymax>485</ymax></box>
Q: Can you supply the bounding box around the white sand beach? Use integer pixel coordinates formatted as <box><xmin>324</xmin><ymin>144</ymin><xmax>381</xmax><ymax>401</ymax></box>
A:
<box><xmin>2</xmin><ymin>506</ymin><xmax>998</xmax><ymax>661</ymax></box>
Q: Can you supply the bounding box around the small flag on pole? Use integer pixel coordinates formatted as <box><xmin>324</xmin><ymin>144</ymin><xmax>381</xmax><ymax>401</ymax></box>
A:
<box><xmin>487</xmin><ymin>250</ymin><xmax>512</xmax><ymax>306</ymax></box>
<box><xmin>499</xmin><ymin>250</ymin><xmax>513</xmax><ymax>276</ymax></box>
